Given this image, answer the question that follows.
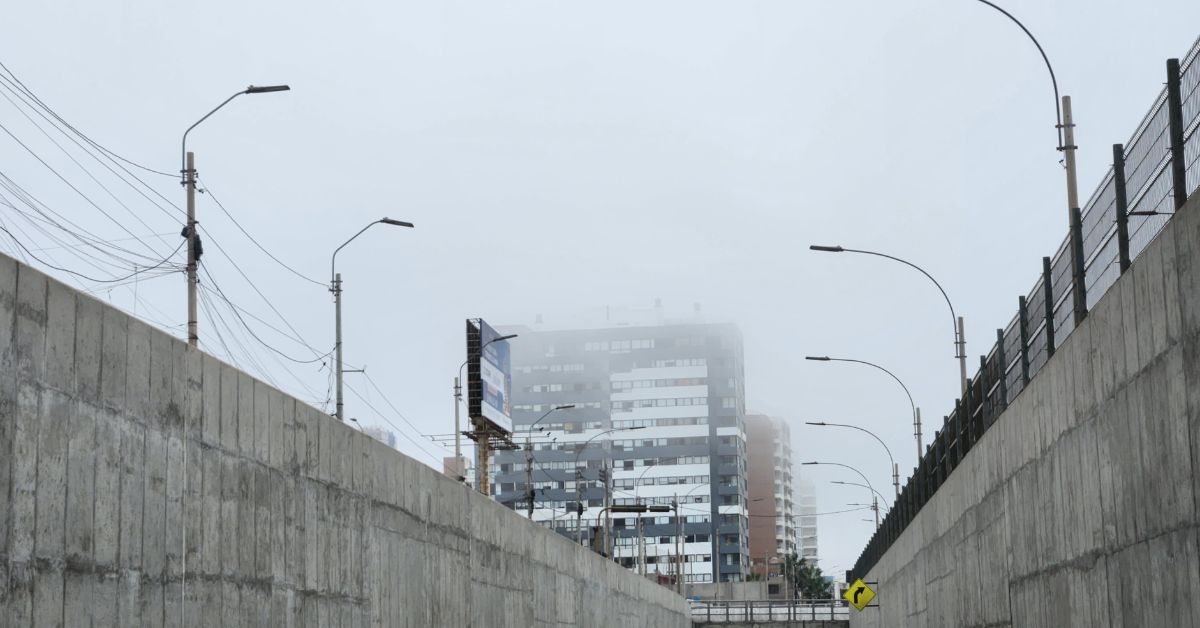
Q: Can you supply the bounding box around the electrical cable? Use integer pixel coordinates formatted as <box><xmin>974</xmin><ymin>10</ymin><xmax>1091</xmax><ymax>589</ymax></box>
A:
<box><xmin>0</xmin><ymin>75</ymin><xmax>184</xmax><ymax>225</ymax></box>
<box><xmin>198</xmin><ymin>178</ymin><xmax>325</xmax><ymax>287</ymax></box>
<box><xmin>0</xmin><ymin>85</ymin><xmax>177</xmax><ymax>246</ymax></box>
<box><xmin>0</xmin><ymin>122</ymin><xmax>177</xmax><ymax>270</ymax></box>
<box><xmin>200</xmin><ymin>275</ymin><xmax>331</xmax><ymax>364</ymax></box>
<box><xmin>343</xmin><ymin>381</ymin><xmax>446</xmax><ymax>465</ymax></box>
<box><xmin>361</xmin><ymin>371</ymin><xmax>449</xmax><ymax>450</ymax></box>
<box><xmin>0</xmin><ymin>60</ymin><xmax>177</xmax><ymax>178</ymax></box>
<box><xmin>0</xmin><ymin>173</ymin><xmax>178</xmax><ymax>267</ymax></box>
<box><xmin>197</xmin><ymin>225</ymin><xmax>321</xmax><ymax>356</ymax></box>
<box><xmin>0</xmin><ymin>222</ymin><xmax>183</xmax><ymax>283</ymax></box>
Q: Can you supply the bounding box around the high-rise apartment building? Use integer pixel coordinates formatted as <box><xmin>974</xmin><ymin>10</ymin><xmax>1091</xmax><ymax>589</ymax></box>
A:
<box><xmin>491</xmin><ymin>321</ymin><xmax>750</xmax><ymax>583</ymax></box>
<box><xmin>745</xmin><ymin>415</ymin><xmax>795</xmax><ymax>579</ymax></box>
<box><xmin>796</xmin><ymin>475</ymin><xmax>819</xmax><ymax>563</ymax></box>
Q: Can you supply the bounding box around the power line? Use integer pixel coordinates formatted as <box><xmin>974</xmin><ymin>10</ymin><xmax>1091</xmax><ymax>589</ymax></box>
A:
<box><xmin>199</xmin><ymin>269</ymin><xmax>331</xmax><ymax>364</ymax></box>
<box><xmin>344</xmin><ymin>381</ymin><xmax>446</xmax><ymax>466</ymax></box>
<box><xmin>361</xmin><ymin>371</ymin><xmax>448</xmax><ymax>451</ymax></box>
<box><xmin>0</xmin><ymin>60</ymin><xmax>176</xmax><ymax>178</ymax></box>
<box><xmin>0</xmin><ymin>120</ymin><xmax>173</xmax><ymax>260</ymax></box>
<box><xmin>198</xmin><ymin>178</ymin><xmax>325</xmax><ymax>287</ymax></box>
<box><xmin>0</xmin><ymin>172</ymin><xmax>177</xmax><ymax>266</ymax></box>
<box><xmin>0</xmin><ymin>84</ymin><xmax>178</xmax><ymax>247</ymax></box>
<box><xmin>197</xmin><ymin>225</ymin><xmax>322</xmax><ymax>357</ymax></box>
<box><xmin>0</xmin><ymin>222</ymin><xmax>183</xmax><ymax>283</ymax></box>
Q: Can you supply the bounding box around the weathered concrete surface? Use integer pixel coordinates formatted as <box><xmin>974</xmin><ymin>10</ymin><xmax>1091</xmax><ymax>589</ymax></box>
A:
<box><xmin>0</xmin><ymin>254</ymin><xmax>691</xmax><ymax>627</ymax></box>
<box><xmin>691</xmin><ymin>622</ymin><xmax>847</xmax><ymax>628</ymax></box>
<box><xmin>853</xmin><ymin>193</ymin><xmax>1200</xmax><ymax>628</ymax></box>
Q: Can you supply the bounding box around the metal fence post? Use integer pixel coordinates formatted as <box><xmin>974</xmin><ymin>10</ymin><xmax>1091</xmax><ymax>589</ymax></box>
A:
<box><xmin>1042</xmin><ymin>256</ymin><xmax>1056</xmax><ymax>357</ymax></box>
<box><xmin>996</xmin><ymin>328</ymin><xmax>1008</xmax><ymax>411</ymax></box>
<box><xmin>1071</xmin><ymin>207</ymin><xmax>1088</xmax><ymax>322</ymax></box>
<box><xmin>1167</xmin><ymin>58</ymin><xmax>1187</xmax><ymax>210</ymax></box>
<box><xmin>1018</xmin><ymin>297</ymin><xmax>1031</xmax><ymax>385</ymax></box>
<box><xmin>1113</xmin><ymin>143</ymin><xmax>1132</xmax><ymax>273</ymax></box>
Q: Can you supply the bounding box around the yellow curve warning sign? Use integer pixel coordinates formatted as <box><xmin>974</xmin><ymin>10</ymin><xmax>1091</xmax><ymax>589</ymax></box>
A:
<box><xmin>843</xmin><ymin>578</ymin><xmax>876</xmax><ymax>611</ymax></box>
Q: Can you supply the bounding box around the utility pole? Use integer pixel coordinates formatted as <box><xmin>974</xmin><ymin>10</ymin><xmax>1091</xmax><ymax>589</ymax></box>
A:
<box><xmin>638</xmin><ymin>516</ymin><xmax>646</xmax><ymax>575</ymax></box>
<box><xmin>525</xmin><ymin>438</ymin><xmax>535</xmax><ymax>518</ymax></box>
<box><xmin>334</xmin><ymin>272</ymin><xmax>344</xmax><ymax>421</ymax></box>
<box><xmin>1062</xmin><ymin>95</ymin><xmax>1088</xmax><ymax>324</ymax></box>
<box><xmin>184</xmin><ymin>152</ymin><xmax>198</xmax><ymax>348</ymax></box>
<box><xmin>872</xmin><ymin>494</ymin><xmax>880</xmax><ymax>530</ymax></box>
<box><xmin>674</xmin><ymin>495</ymin><xmax>682</xmax><ymax>594</ymax></box>
<box><xmin>915</xmin><ymin>408</ymin><xmax>923</xmax><ymax>462</ymax></box>
<box><xmin>330</xmin><ymin>218</ymin><xmax>412</xmax><ymax>423</ymax></box>
<box><xmin>453</xmin><ymin>377</ymin><xmax>463</xmax><ymax>480</ymax></box>
<box><xmin>477</xmin><ymin>429</ymin><xmax>492</xmax><ymax>496</ymax></box>
<box><xmin>957</xmin><ymin>317</ymin><xmax>968</xmax><ymax>394</ymax></box>
<box><xmin>603</xmin><ymin>459</ymin><xmax>612</xmax><ymax>557</ymax></box>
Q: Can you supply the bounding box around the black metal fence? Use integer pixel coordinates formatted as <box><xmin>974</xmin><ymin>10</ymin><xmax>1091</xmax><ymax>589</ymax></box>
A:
<box><xmin>849</xmin><ymin>36</ymin><xmax>1200</xmax><ymax>583</ymax></box>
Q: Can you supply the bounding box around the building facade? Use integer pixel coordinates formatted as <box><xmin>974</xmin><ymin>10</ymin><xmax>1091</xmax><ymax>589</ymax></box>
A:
<box><xmin>795</xmin><ymin>475</ymin><xmax>819</xmax><ymax>563</ymax></box>
<box><xmin>745</xmin><ymin>414</ymin><xmax>796</xmax><ymax>579</ymax></box>
<box><xmin>491</xmin><ymin>322</ymin><xmax>750</xmax><ymax>583</ymax></box>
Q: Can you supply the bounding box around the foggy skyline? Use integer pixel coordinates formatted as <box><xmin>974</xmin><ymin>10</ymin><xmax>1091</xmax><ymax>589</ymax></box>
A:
<box><xmin>3</xmin><ymin>0</ymin><xmax>1198</xmax><ymax>577</ymax></box>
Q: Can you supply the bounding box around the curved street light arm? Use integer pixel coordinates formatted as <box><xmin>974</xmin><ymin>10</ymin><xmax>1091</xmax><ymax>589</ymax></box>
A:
<box><xmin>841</xmin><ymin>248</ymin><xmax>958</xmax><ymax>341</ymax></box>
<box><xmin>809</xmin><ymin>422</ymin><xmax>895</xmax><ymax>474</ymax></box>
<box><xmin>181</xmin><ymin>90</ymin><xmax>244</xmax><ymax>179</ymax></box>
<box><xmin>802</xmin><ymin>461</ymin><xmax>877</xmax><ymax>507</ymax></box>
<box><xmin>973</xmin><ymin>0</ymin><xmax>1063</xmax><ymax>148</ymax></box>
<box><xmin>833</xmin><ymin>481</ymin><xmax>891</xmax><ymax>510</ymax></box>
<box><xmin>526</xmin><ymin>404</ymin><xmax>575</xmax><ymax>439</ymax></box>
<box><xmin>331</xmin><ymin>220</ymin><xmax>385</xmax><ymax>285</ymax></box>
<box><xmin>823</xmin><ymin>358</ymin><xmax>917</xmax><ymax>426</ymax></box>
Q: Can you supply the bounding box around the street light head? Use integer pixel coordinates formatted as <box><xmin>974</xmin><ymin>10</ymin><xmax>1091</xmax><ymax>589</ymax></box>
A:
<box><xmin>801</xmin><ymin>461</ymin><xmax>820</xmax><ymax>465</ymax></box>
<box><xmin>555</xmin><ymin>404</ymin><xmax>576</xmax><ymax>410</ymax></box>
<box><xmin>805</xmin><ymin>356</ymin><xmax>832</xmax><ymax>361</ymax></box>
<box><xmin>804</xmin><ymin>421</ymin><xmax>828</xmax><ymax>426</ymax></box>
<box><xmin>379</xmin><ymin>218</ymin><xmax>415</xmax><ymax>228</ymax></box>
<box><xmin>626</xmin><ymin>426</ymin><xmax>647</xmax><ymax>431</ymax></box>
<box><xmin>495</xmin><ymin>333</ymin><xmax>519</xmax><ymax>342</ymax></box>
<box><xmin>831</xmin><ymin>481</ymin><xmax>848</xmax><ymax>485</ymax></box>
<box><xmin>245</xmin><ymin>84</ymin><xmax>290</xmax><ymax>94</ymax></box>
<box><xmin>809</xmin><ymin>245</ymin><xmax>844</xmax><ymax>253</ymax></box>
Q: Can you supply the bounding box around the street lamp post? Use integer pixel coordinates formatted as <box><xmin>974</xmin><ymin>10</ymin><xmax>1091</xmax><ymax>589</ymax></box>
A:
<box><xmin>806</xmin><ymin>421</ymin><xmax>899</xmax><ymax>499</ymax></box>
<box><xmin>970</xmin><ymin>1</ymin><xmax>1086</xmax><ymax>320</ymax></box>
<box><xmin>573</xmin><ymin>426</ymin><xmax>646</xmax><ymax>546</ymax></box>
<box><xmin>523</xmin><ymin>405</ymin><xmax>575</xmax><ymax>518</ymax></box>
<box><xmin>805</xmin><ymin>356</ymin><xmax>922</xmax><ymax>461</ymax></box>
<box><xmin>808</xmin><ymin>245</ymin><xmax>966</xmax><ymax>395</ymax></box>
<box><xmin>330</xmin><ymin>218</ymin><xmax>414</xmax><ymax>421</ymax></box>
<box><xmin>180</xmin><ymin>84</ymin><xmax>289</xmax><ymax>348</ymax></box>
<box><xmin>453</xmin><ymin>333</ymin><xmax>518</xmax><ymax>483</ymax></box>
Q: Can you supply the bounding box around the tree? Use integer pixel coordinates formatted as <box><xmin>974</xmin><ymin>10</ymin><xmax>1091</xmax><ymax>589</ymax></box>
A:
<box><xmin>781</xmin><ymin>553</ymin><xmax>831</xmax><ymax>600</ymax></box>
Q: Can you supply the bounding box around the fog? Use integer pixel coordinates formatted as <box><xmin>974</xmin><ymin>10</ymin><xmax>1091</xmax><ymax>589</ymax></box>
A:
<box><xmin>3</xmin><ymin>0</ymin><xmax>1197</xmax><ymax>579</ymax></box>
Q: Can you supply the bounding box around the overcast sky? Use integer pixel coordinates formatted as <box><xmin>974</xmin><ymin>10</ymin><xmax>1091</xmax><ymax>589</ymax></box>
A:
<box><xmin>3</xmin><ymin>0</ymin><xmax>1198</xmax><ymax>578</ymax></box>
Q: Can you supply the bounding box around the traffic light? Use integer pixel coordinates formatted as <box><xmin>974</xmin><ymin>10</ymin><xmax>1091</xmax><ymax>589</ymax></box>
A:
<box><xmin>575</xmin><ymin>501</ymin><xmax>584</xmax><ymax>517</ymax></box>
<box><xmin>598</xmin><ymin>467</ymin><xmax>608</xmax><ymax>484</ymax></box>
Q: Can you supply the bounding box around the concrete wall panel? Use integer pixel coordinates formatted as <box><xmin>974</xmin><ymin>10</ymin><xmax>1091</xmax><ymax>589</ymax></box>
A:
<box><xmin>0</xmin><ymin>252</ymin><xmax>690</xmax><ymax>628</ymax></box>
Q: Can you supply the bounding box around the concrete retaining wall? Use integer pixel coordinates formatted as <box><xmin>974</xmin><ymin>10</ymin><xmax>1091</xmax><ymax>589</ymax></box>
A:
<box><xmin>0</xmin><ymin>254</ymin><xmax>691</xmax><ymax>627</ymax></box>
<box><xmin>853</xmin><ymin>194</ymin><xmax>1200</xmax><ymax>627</ymax></box>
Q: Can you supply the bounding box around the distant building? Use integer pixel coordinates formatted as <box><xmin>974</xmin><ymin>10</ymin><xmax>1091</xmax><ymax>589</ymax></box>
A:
<box><xmin>745</xmin><ymin>415</ymin><xmax>795</xmax><ymax>579</ymax></box>
<box><xmin>491</xmin><ymin>320</ymin><xmax>750</xmax><ymax>583</ymax></box>
<box><xmin>361</xmin><ymin>426</ymin><xmax>397</xmax><ymax>449</ymax></box>
<box><xmin>795</xmin><ymin>475</ymin><xmax>818</xmax><ymax>563</ymax></box>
